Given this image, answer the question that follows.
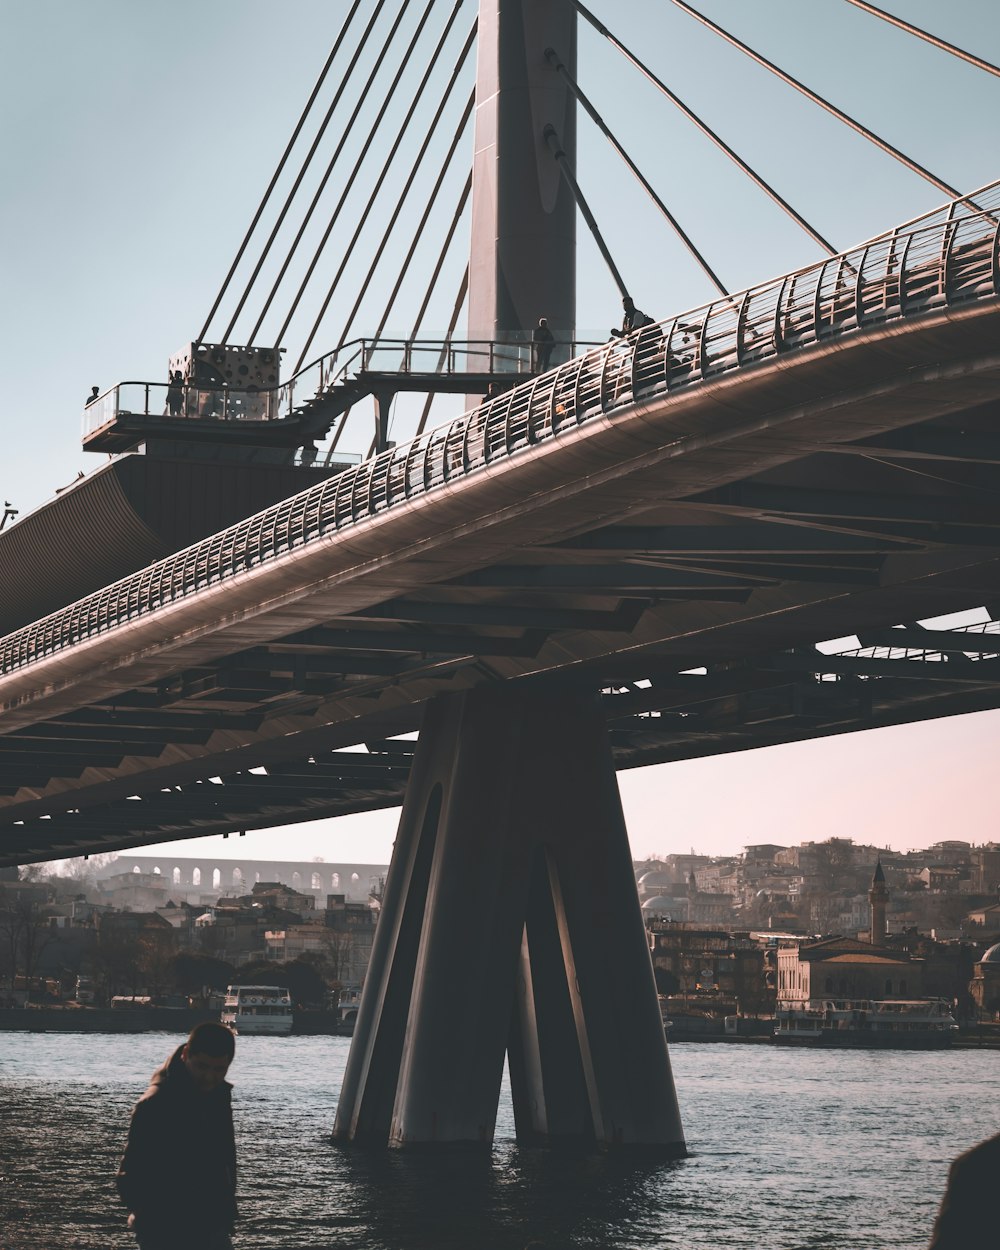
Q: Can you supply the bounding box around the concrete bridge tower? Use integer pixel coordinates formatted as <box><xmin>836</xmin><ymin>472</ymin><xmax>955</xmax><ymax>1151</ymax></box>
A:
<box><xmin>332</xmin><ymin>1</ymin><xmax>684</xmax><ymax>1156</ymax></box>
<box><xmin>467</xmin><ymin>0</ymin><xmax>577</xmax><ymax>354</ymax></box>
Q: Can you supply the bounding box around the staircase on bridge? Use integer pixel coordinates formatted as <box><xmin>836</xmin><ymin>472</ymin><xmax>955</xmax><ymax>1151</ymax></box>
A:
<box><xmin>82</xmin><ymin>335</ymin><xmax>598</xmax><ymax>459</ymax></box>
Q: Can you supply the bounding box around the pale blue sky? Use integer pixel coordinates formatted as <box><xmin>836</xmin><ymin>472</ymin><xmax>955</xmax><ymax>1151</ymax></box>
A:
<box><xmin>3</xmin><ymin>1</ymin><xmax>1000</xmax><ymax>863</ymax></box>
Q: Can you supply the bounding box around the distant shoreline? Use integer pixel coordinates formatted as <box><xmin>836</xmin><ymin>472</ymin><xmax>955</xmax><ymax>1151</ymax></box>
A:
<box><xmin>4</xmin><ymin>1005</ymin><xmax>999</xmax><ymax>1046</ymax></box>
<box><xmin>0</xmin><ymin>1005</ymin><xmax>349</xmax><ymax>1035</ymax></box>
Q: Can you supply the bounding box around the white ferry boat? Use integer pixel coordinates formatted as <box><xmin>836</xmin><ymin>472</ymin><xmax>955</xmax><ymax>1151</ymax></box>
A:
<box><xmin>220</xmin><ymin>984</ymin><xmax>294</xmax><ymax>1036</ymax></box>
<box><xmin>774</xmin><ymin>998</ymin><xmax>958</xmax><ymax>1048</ymax></box>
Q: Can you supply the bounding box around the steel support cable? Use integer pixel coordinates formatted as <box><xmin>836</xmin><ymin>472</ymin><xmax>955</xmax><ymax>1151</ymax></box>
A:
<box><xmin>664</xmin><ymin>0</ymin><xmax>961</xmax><ymax>200</ymax></box>
<box><xmin>406</xmin><ymin>173</ymin><xmax>473</xmax><ymax>341</ymax></box>
<box><xmin>331</xmin><ymin>87</ymin><xmax>476</xmax><ymax>359</ymax></box>
<box><xmin>543</xmin><ymin>124</ymin><xmax>630</xmax><ymax>300</ymax></box>
<box><xmin>374</xmin><ymin>150</ymin><xmax>473</xmax><ymax>343</ymax></box>
<box><xmin>328</xmin><ymin>136</ymin><xmax>471</xmax><ymax>458</ymax></box>
<box><xmin>545</xmin><ymin>47</ymin><xmax>730</xmax><ymax>298</ymax></box>
<box><xmin>294</xmin><ymin>34</ymin><xmax>476</xmax><ymax>372</ymax></box>
<box><xmin>279</xmin><ymin>8</ymin><xmax>472</xmax><ymax>360</ymax></box>
<box><xmin>196</xmin><ymin>0</ymin><xmax>366</xmax><ymax>345</ymax></box>
<box><xmin>403</xmin><ymin>178</ymin><xmax>474</xmax><ymax>446</ymax></box>
<box><xmin>841</xmin><ymin>0</ymin><xmax>1000</xmax><ymax>79</ymax></box>
<box><xmin>250</xmin><ymin>0</ymin><xmax>456</xmax><ymax>348</ymax></box>
<box><xmin>414</xmin><ymin>266</ymin><xmax>470</xmax><ymax>441</ymax></box>
<box><xmin>570</xmin><ymin>4</ymin><xmax>838</xmax><ymax>258</ymax></box>
<box><xmin>219</xmin><ymin>0</ymin><xmax>393</xmax><ymax>344</ymax></box>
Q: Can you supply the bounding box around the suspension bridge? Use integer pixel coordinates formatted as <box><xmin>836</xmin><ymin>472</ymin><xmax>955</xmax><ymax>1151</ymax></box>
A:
<box><xmin>3</xmin><ymin>0</ymin><xmax>1000</xmax><ymax>1153</ymax></box>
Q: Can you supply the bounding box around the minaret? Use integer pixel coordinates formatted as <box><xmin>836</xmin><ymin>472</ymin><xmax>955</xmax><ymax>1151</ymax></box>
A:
<box><xmin>869</xmin><ymin>857</ymin><xmax>889</xmax><ymax>944</ymax></box>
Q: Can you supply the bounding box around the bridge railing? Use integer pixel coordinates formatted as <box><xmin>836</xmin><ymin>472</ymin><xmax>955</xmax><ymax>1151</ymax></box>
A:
<box><xmin>12</xmin><ymin>181</ymin><xmax>1000</xmax><ymax>679</ymax></box>
<box><xmin>82</xmin><ymin>336</ymin><xmax>602</xmax><ymax>439</ymax></box>
<box><xmin>321</xmin><ymin>336</ymin><xmax>599</xmax><ymax>378</ymax></box>
<box><xmin>82</xmin><ymin>381</ymin><xmax>285</xmax><ymax>438</ymax></box>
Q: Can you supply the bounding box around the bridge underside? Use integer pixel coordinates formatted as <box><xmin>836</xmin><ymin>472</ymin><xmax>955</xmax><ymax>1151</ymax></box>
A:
<box><xmin>3</xmin><ymin>354</ymin><xmax>1000</xmax><ymax>864</ymax></box>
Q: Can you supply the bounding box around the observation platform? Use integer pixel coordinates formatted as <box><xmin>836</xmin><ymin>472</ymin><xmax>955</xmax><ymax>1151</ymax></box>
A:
<box><xmin>82</xmin><ymin>337</ymin><xmax>596</xmax><ymax>455</ymax></box>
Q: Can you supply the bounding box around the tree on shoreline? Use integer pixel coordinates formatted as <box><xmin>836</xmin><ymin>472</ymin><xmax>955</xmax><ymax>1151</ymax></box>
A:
<box><xmin>0</xmin><ymin>886</ymin><xmax>56</xmax><ymax>999</ymax></box>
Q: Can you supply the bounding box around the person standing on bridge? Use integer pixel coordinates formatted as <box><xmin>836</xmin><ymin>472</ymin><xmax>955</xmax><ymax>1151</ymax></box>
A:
<box><xmin>165</xmin><ymin>370</ymin><xmax>184</xmax><ymax>417</ymax></box>
<box><xmin>532</xmin><ymin>316</ymin><xmax>555</xmax><ymax>371</ymax></box>
<box><xmin>117</xmin><ymin>1021</ymin><xmax>238</xmax><ymax>1250</ymax></box>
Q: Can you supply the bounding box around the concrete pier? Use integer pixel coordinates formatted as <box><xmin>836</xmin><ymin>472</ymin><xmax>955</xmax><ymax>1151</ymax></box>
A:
<box><xmin>333</xmin><ymin>685</ymin><xmax>685</xmax><ymax>1153</ymax></box>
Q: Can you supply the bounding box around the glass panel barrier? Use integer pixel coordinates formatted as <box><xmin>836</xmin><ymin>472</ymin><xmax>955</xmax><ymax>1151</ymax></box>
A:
<box><xmin>81</xmin><ymin>388</ymin><xmax>119</xmax><ymax>437</ymax></box>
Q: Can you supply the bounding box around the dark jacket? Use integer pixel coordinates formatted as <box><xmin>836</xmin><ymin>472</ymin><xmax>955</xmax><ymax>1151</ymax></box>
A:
<box><xmin>116</xmin><ymin>1045</ymin><xmax>237</xmax><ymax>1237</ymax></box>
<box><xmin>927</xmin><ymin>1131</ymin><xmax>1000</xmax><ymax>1249</ymax></box>
<box><xmin>623</xmin><ymin>305</ymin><xmax>654</xmax><ymax>333</ymax></box>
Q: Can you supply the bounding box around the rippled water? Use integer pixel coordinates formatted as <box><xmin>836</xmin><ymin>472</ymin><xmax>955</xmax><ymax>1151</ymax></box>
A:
<box><xmin>1</xmin><ymin>1032</ymin><xmax>995</xmax><ymax>1249</ymax></box>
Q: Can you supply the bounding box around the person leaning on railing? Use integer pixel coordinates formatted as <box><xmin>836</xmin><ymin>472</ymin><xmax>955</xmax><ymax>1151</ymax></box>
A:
<box><xmin>610</xmin><ymin>295</ymin><xmax>655</xmax><ymax>338</ymax></box>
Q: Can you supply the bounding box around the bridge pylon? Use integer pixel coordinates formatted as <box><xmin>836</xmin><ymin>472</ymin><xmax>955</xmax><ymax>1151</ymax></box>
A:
<box><xmin>468</xmin><ymin>0</ymin><xmax>577</xmax><ymax>376</ymax></box>
<box><xmin>333</xmin><ymin>685</ymin><xmax>685</xmax><ymax>1153</ymax></box>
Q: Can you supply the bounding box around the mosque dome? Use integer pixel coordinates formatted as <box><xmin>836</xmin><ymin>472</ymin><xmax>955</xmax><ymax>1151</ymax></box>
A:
<box><xmin>638</xmin><ymin>870</ymin><xmax>672</xmax><ymax>888</ymax></box>
<box><xmin>641</xmin><ymin>895</ymin><xmax>676</xmax><ymax>912</ymax></box>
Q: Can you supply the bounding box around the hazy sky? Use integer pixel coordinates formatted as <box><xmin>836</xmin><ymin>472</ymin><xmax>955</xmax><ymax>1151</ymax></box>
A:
<box><xmin>3</xmin><ymin>1</ymin><xmax>1000</xmax><ymax>867</ymax></box>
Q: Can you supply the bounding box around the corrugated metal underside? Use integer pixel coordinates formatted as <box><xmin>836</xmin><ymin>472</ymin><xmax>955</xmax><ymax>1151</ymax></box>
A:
<box><xmin>0</xmin><ymin>456</ymin><xmax>337</xmax><ymax>635</ymax></box>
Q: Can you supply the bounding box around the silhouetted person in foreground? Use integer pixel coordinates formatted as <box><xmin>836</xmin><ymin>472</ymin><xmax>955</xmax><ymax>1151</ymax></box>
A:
<box><xmin>117</xmin><ymin>1022</ymin><xmax>238</xmax><ymax>1250</ymax></box>
<box><xmin>532</xmin><ymin>316</ymin><xmax>555</xmax><ymax>371</ymax></box>
<box><xmin>85</xmin><ymin>385</ymin><xmax>100</xmax><ymax>407</ymax></box>
<box><xmin>927</xmin><ymin>1130</ymin><xmax>1000</xmax><ymax>1249</ymax></box>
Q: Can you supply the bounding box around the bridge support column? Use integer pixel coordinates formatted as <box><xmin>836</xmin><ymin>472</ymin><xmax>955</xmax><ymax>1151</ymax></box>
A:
<box><xmin>468</xmin><ymin>0</ymin><xmax>577</xmax><ymax>395</ymax></box>
<box><xmin>371</xmin><ymin>387</ymin><xmax>396</xmax><ymax>455</ymax></box>
<box><xmin>332</xmin><ymin>684</ymin><xmax>685</xmax><ymax>1154</ymax></box>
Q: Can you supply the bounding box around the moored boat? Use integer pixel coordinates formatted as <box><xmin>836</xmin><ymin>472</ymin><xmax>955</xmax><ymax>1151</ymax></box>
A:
<box><xmin>220</xmin><ymin>984</ymin><xmax>293</xmax><ymax>1036</ymax></box>
<box><xmin>774</xmin><ymin>997</ymin><xmax>958</xmax><ymax>1048</ymax></box>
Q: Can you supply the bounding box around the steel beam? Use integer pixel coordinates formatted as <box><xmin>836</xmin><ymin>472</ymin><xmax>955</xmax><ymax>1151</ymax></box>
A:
<box><xmin>761</xmin><ymin>653</ymin><xmax>1000</xmax><ymax>682</ymax></box>
<box><xmin>703</xmin><ymin>482</ymin><xmax>1000</xmax><ymax>528</ymax></box>
<box><xmin>356</xmin><ymin>599</ymin><xmax>650</xmax><ymax>631</ymax></box>
<box><xmin>856</xmin><ymin>627</ymin><xmax>1000</xmax><ymax>653</ymax></box>
<box><xmin>547</xmin><ymin>523</ymin><xmax>905</xmax><ymax>555</ymax></box>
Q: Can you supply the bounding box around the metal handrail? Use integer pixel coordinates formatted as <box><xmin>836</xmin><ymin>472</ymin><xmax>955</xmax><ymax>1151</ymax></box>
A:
<box><xmin>81</xmin><ymin>336</ymin><xmax>604</xmax><ymax>441</ymax></box>
<box><xmin>15</xmin><ymin>183</ymin><xmax>1000</xmax><ymax>681</ymax></box>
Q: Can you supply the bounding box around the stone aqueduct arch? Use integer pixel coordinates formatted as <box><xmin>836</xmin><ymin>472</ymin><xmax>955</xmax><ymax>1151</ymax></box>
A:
<box><xmin>114</xmin><ymin>854</ymin><xmax>382</xmax><ymax>899</ymax></box>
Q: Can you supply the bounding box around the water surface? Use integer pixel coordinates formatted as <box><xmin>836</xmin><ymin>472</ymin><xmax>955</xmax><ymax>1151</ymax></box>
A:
<box><xmin>1</xmin><ymin>1033</ymin><xmax>993</xmax><ymax>1248</ymax></box>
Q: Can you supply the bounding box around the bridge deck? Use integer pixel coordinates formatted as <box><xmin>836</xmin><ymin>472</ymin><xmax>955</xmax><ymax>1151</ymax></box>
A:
<box><xmin>3</xmin><ymin>186</ymin><xmax>1000</xmax><ymax>864</ymax></box>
